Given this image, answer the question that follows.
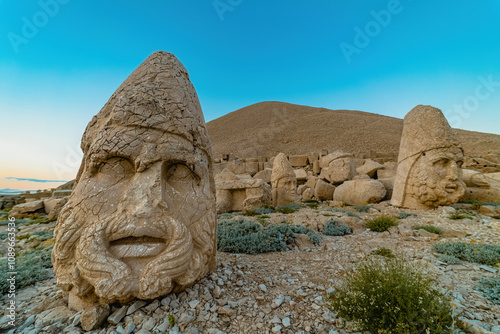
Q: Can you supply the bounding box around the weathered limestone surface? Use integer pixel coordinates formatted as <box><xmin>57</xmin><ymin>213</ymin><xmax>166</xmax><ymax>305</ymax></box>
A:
<box><xmin>319</xmin><ymin>153</ymin><xmax>356</xmax><ymax>185</ymax></box>
<box><xmin>392</xmin><ymin>105</ymin><xmax>466</xmax><ymax>210</ymax></box>
<box><xmin>314</xmin><ymin>179</ymin><xmax>335</xmax><ymax>201</ymax></box>
<box><xmin>52</xmin><ymin>51</ymin><xmax>217</xmax><ymax>309</ymax></box>
<box><xmin>334</xmin><ymin>179</ymin><xmax>387</xmax><ymax>205</ymax></box>
<box><xmin>8</xmin><ymin>200</ymin><xmax>45</xmax><ymax>219</ymax></box>
<box><xmin>271</xmin><ymin>153</ymin><xmax>297</xmax><ymax>207</ymax></box>
<box><xmin>294</xmin><ymin>168</ymin><xmax>308</xmax><ymax>181</ymax></box>
<box><xmin>253</xmin><ymin>168</ymin><xmax>273</xmax><ymax>183</ymax></box>
<box><xmin>216</xmin><ymin>170</ymin><xmax>271</xmax><ymax>213</ymax></box>
<box><xmin>461</xmin><ymin>172</ymin><xmax>500</xmax><ymax>203</ymax></box>
<box><xmin>462</xmin><ymin>170</ymin><xmax>491</xmax><ymax>189</ymax></box>
<box><xmin>289</xmin><ymin>155</ymin><xmax>309</xmax><ymax>167</ymax></box>
<box><xmin>356</xmin><ymin>159</ymin><xmax>383</xmax><ymax>178</ymax></box>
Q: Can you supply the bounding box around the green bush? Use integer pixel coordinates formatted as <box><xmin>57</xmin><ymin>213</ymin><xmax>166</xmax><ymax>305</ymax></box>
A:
<box><xmin>244</xmin><ymin>210</ymin><xmax>259</xmax><ymax>216</ymax></box>
<box><xmin>398</xmin><ymin>213</ymin><xmax>417</xmax><ymax>219</ymax></box>
<box><xmin>354</xmin><ymin>205</ymin><xmax>372</xmax><ymax>213</ymax></box>
<box><xmin>328</xmin><ymin>257</ymin><xmax>460</xmax><ymax>334</ymax></box>
<box><xmin>414</xmin><ymin>225</ymin><xmax>443</xmax><ymax>235</ymax></box>
<box><xmin>482</xmin><ymin>202</ymin><xmax>500</xmax><ymax>207</ymax></box>
<box><xmin>478</xmin><ymin>278</ymin><xmax>500</xmax><ymax>304</ymax></box>
<box><xmin>448</xmin><ymin>212</ymin><xmax>474</xmax><ymax>220</ymax></box>
<box><xmin>217</xmin><ymin>213</ymin><xmax>234</xmax><ymax>220</ymax></box>
<box><xmin>432</xmin><ymin>242</ymin><xmax>500</xmax><ymax>266</ymax></box>
<box><xmin>275</xmin><ymin>203</ymin><xmax>301</xmax><ymax>214</ymax></box>
<box><xmin>217</xmin><ymin>219</ymin><xmax>321</xmax><ymax>254</ymax></box>
<box><xmin>438</xmin><ymin>255</ymin><xmax>462</xmax><ymax>265</ymax></box>
<box><xmin>323</xmin><ymin>220</ymin><xmax>351</xmax><ymax>236</ymax></box>
<box><xmin>366</xmin><ymin>215</ymin><xmax>398</xmax><ymax>232</ymax></box>
<box><xmin>246</xmin><ymin>206</ymin><xmax>275</xmax><ymax>216</ymax></box>
<box><xmin>372</xmin><ymin>248</ymin><xmax>395</xmax><ymax>258</ymax></box>
<box><xmin>0</xmin><ymin>246</ymin><xmax>53</xmax><ymax>295</ymax></box>
<box><xmin>254</xmin><ymin>206</ymin><xmax>275</xmax><ymax>215</ymax></box>
<box><xmin>31</xmin><ymin>231</ymin><xmax>54</xmax><ymax>241</ymax></box>
<box><xmin>17</xmin><ymin>233</ymin><xmax>31</xmax><ymax>240</ymax></box>
<box><xmin>304</xmin><ymin>200</ymin><xmax>319</xmax><ymax>209</ymax></box>
<box><xmin>256</xmin><ymin>216</ymin><xmax>270</xmax><ymax>227</ymax></box>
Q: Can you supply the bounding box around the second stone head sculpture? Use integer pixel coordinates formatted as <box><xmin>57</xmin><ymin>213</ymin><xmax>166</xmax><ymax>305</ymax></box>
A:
<box><xmin>52</xmin><ymin>51</ymin><xmax>216</xmax><ymax>309</ymax></box>
<box><xmin>271</xmin><ymin>153</ymin><xmax>297</xmax><ymax>207</ymax></box>
<box><xmin>392</xmin><ymin>105</ymin><xmax>466</xmax><ymax>210</ymax></box>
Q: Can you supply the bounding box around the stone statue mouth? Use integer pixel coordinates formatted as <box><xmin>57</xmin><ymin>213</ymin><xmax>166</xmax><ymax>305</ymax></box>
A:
<box><xmin>444</xmin><ymin>183</ymin><xmax>458</xmax><ymax>193</ymax></box>
<box><xmin>109</xmin><ymin>236</ymin><xmax>166</xmax><ymax>259</ymax></box>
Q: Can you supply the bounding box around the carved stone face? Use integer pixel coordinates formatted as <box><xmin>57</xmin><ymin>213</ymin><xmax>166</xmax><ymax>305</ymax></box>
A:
<box><xmin>54</xmin><ymin>128</ymin><xmax>216</xmax><ymax>304</ymax></box>
<box><xmin>272</xmin><ymin>176</ymin><xmax>297</xmax><ymax>207</ymax></box>
<box><xmin>405</xmin><ymin>147</ymin><xmax>465</xmax><ymax>209</ymax></box>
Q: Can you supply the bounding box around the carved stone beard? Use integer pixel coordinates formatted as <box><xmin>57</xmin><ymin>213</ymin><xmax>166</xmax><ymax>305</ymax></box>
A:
<box><xmin>53</xmin><ymin>200</ymin><xmax>215</xmax><ymax>304</ymax></box>
<box><xmin>272</xmin><ymin>176</ymin><xmax>296</xmax><ymax>207</ymax></box>
<box><xmin>406</xmin><ymin>157</ymin><xmax>466</xmax><ymax>208</ymax></box>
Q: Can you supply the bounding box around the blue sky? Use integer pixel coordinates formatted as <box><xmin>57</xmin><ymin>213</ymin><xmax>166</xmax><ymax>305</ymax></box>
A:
<box><xmin>1</xmin><ymin>0</ymin><xmax>500</xmax><ymax>190</ymax></box>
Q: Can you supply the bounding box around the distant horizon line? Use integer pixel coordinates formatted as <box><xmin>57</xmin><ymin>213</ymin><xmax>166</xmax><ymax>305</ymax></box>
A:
<box><xmin>3</xmin><ymin>177</ymin><xmax>69</xmax><ymax>183</ymax></box>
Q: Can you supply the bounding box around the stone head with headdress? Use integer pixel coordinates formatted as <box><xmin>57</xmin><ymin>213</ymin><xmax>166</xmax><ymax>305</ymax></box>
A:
<box><xmin>52</xmin><ymin>51</ymin><xmax>216</xmax><ymax>309</ymax></box>
<box><xmin>392</xmin><ymin>105</ymin><xmax>465</xmax><ymax>210</ymax></box>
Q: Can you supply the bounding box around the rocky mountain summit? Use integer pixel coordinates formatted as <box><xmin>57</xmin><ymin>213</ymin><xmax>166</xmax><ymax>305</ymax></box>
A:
<box><xmin>206</xmin><ymin>101</ymin><xmax>500</xmax><ymax>167</ymax></box>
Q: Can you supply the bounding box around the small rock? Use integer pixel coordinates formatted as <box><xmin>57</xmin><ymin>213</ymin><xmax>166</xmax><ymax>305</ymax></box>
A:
<box><xmin>178</xmin><ymin>314</ymin><xmax>194</xmax><ymax>324</ymax></box>
<box><xmin>218</xmin><ymin>306</ymin><xmax>235</xmax><ymax>317</ymax></box>
<box><xmin>81</xmin><ymin>304</ymin><xmax>110</xmax><ymax>331</ymax></box>
<box><xmin>155</xmin><ymin>317</ymin><xmax>173</xmax><ymax>332</ymax></box>
<box><xmin>213</xmin><ymin>286</ymin><xmax>222</xmax><ymax>298</ymax></box>
<box><xmin>142</xmin><ymin>317</ymin><xmax>157</xmax><ymax>331</ymax></box>
<box><xmin>35</xmin><ymin>306</ymin><xmax>74</xmax><ymax>328</ymax></box>
<box><xmin>124</xmin><ymin>322</ymin><xmax>135</xmax><ymax>334</ymax></box>
<box><xmin>189</xmin><ymin>300</ymin><xmax>200</xmax><ymax>309</ymax></box>
<box><xmin>135</xmin><ymin>329</ymin><xmax>151</xmax><ymax>334</ymax></box>
<box><xmin>161</xmin><ymin>297</ymin><xmax>171</xmax><ymax>308</ymax></box>
<box><xmin>282</xmin><ymin>317</ymin><xmax>291</xmax><ymax>327</ymax></box>
<box><xmin>17</xmin><ymin>314</ymin><xmax>36</xmax><ymax>332</ymax></box>
<box><xmin>127</xmin><ymin>300</ymin><xmax>147</xmax><ymax>315</ymax></box>
<box><xmin>206</xmin><ymin>329</ymin><xmax>225</xmax><ymax>334</ymax></box>
<box><xmin>271</xmin><ymin>325</ymin><xmax>282</xmax><ymax>333</ymax></box>
<box><xmin>478</xmin><ymin>265</ymin><xmax>497</xmax><ymax>273</ymax></box>
<box><xmin>270</xmin><ymin>316</ymin><xmax>281</xmax><ymax>324</ymax></box>
<box><xmin>258</xmin><ymin>284</ymin><xmax>267</xmax><ymax>293</ymax></box>
<box><xmin>273</xmin><ymin>296</ymin><xmax>284</xmax><ymax>308</ymax></box>
<box><xmin>144</xmin><ymin>300</ymin><xmax>160</xmax><ymax>313</ymax></box>
<box><xmin>474</xmin><ymin>301</ymin><xmax>490</xmax><ymax>310</ymax></box>
<box><xmin>108</xmin><ymin>306</ymin><xmax>128</xmax><ymax>325</ymax></box>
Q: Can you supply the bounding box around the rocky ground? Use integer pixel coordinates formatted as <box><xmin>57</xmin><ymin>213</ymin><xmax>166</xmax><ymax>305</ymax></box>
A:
<box><xmin>1</xmin><ymin>201</ymin><xmax>499</xmax><ymax>334</ymax></box>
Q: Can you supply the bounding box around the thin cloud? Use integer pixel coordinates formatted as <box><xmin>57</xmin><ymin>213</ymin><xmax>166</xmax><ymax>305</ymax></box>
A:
<box><xmin>4</xmin><ymin>177</ymin><xmax>68</xmax><ymax>183</ymax></box>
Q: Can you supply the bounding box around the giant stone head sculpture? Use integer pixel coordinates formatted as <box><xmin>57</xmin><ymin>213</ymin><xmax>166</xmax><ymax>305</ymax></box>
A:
<box><xmin>52</xmin><ymin>52</ymin><xmax>216</xmax><ymax>309</ymax></box>
<box><xmin>271</xmin><ymin>153</ymin><xmax>297</xmax><ymax>207</ymax></box>
<box><xmin>391</xmin><ymin>105</ymin><xmax>465</xmax><ymax>210</ymax></box>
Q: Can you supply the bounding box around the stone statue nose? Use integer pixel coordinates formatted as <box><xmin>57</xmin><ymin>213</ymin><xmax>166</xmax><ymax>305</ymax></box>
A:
<box><xmin>447</xmin><ymin>161</ymin><xmax>460</xmax><ymax>180</ymax></box>
<box><xmin>127</xmin><ymin>174</ymin><xmax>163</xmax><ymax>218</ymax></box>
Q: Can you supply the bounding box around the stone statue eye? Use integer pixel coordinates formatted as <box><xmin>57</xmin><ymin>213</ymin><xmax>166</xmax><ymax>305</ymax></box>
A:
<box><xmin>433</xmin><ymin>158</ymin><xmax>449</xmax><ymax>167</ymax></box>
<box><xmin>164</xmin><ymin>163</ymin><xmax>199</xmax><ymax>187</ymax></box>
<box><xmin>98</xmin><ymin>157</ymin><xmax>135</xmax><ymax>176</ymax></box>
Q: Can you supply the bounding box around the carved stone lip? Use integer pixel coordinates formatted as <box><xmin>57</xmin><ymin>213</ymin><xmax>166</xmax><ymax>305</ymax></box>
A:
<box><xmin>109</xmin><ymin>236</ymin><xmax>166</xmax><ymax>259</ymax></box>
<box><xmin>108</xmin><ymin>224</ymin><xmax>168</xmax><ymax>259</ymax></box>
<box><xmin>444</xmin><ymin>183</ymin><xmax>458</xmax><ymax>193</ymax></box>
